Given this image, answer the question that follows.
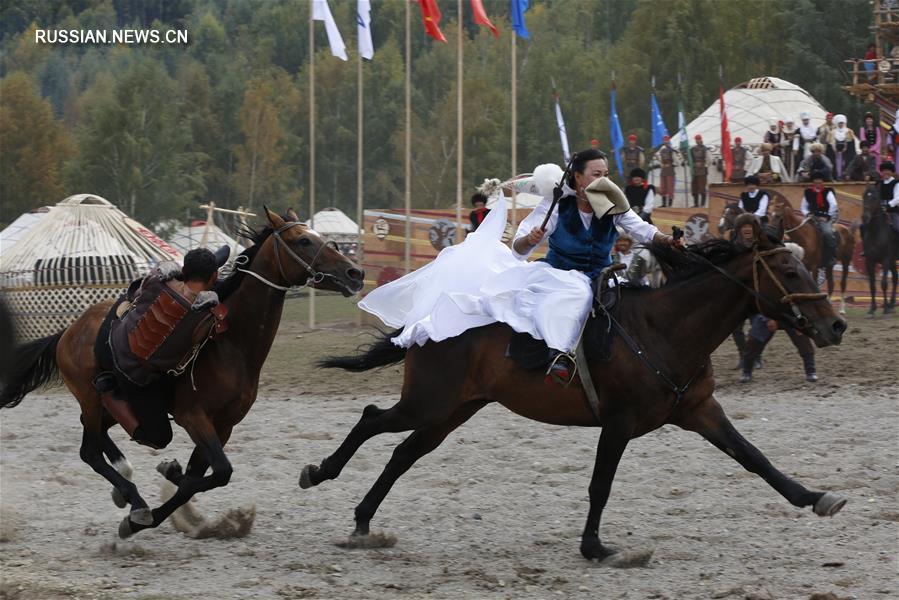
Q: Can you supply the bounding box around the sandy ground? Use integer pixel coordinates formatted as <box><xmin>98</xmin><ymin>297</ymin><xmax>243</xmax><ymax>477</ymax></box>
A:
<box><xmin>1</xmin><ymin>308</ymin><xmax>897</xmax><ymax>600</ymax></box>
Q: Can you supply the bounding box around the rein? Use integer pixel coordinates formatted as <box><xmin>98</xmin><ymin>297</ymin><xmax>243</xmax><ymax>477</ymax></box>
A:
<box><xmin>782</xmin><ymin>215</ymin><xmax>812</xmax><ymax>234</ymax></box>
<box><xmin>236</xmin><ymin>222</ymin><xmax>339</xmax><ymax>292</ymax></box>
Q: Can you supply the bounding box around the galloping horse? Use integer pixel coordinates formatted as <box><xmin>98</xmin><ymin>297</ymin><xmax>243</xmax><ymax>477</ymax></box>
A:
<box><xmin>861</xmin><ymin>185</ymin><xmax>898</xmax><ymax>315</ymax></box>
<box><xmin>770</xmin><ymin>197</ymin><xmax>855</xmax><ymax>314</ymax></box>
<box><xmin>299</xmin><ymin>227</ymin><xmax>847</xmax><ymax>561</ymax></box>
<box><xmin>1</xmin><ymin>209</ymin><xmax>363</xmax><ymax>537</ymax></box>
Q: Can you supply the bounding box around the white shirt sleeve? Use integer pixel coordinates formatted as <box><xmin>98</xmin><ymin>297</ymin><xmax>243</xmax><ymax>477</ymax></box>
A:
<box><xmin>613</xmin><ymin>209</ymin><xmax>659</xmax><ymax>244</ymax></box>
<box><xmin>737</xmin><ymin>198</ymin><xmax>746</xmax><ymax>211</ymax></box>
<box><xmin>755</xmin><ymin>193</ymin><xmax>769</xmax><ymax>218</ymax></box>
<box><xmin>644</xmin><ymin>189</ymin><xmax>654</xmax><ymax>214</ymax></box>
<box><xmin>800</xmin><ymin>197</ymin><xmax>810</xmax><ymax>216</ymax></box>
<box><xmin>891</xmin><ymin>183</ymin><xmax>899</xmax><ymax>207</ymax></box>
<box><xmin>827</xmin><ymin>191</ymin><xmax>838</xmax><ymax>219</ymax></box>
<box><xmin>511</xmin><ymin>196</ymin><xmax>556</xmax><ymax>259</ymax></box>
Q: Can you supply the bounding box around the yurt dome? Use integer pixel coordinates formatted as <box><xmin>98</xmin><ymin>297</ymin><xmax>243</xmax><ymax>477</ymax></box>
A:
<box><xmin>669</xmin><ymin>77</ymin><xmax>828</xmax><ymax>152</ymax></box>
<box><xmin>0</xmin><ymin>194</ymin><xmax>183</xmax><ymax>340</ymax></box>
<box><xmin>1</xmin><ymin>206</ymin><xmax>51</xmax><ymax>251</ymax></box>
<box><xmin>167</xmin><ymin>220</ymin><xmax>246</xmax><ymax>257</ymax></box>
<box><xmin>308</xmin><ymin>207</ymin><xmax>360</xmax><ymax>256</ymax></box>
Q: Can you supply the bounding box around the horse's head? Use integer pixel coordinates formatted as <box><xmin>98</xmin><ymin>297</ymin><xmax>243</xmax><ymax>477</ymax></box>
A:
<box><xmin>260</xmin><ymin>207</ymin><xmax>364</xmax><ymax>297</ymax></box>
<box><xmin>744</xmin><ymin>229</ymin><xmax>845</xmax><ymax>347</ymax></box>
<box><xmin>862</xmin><ymin>184</ymin><xmax>880</xmax><ymax>224</ymax></box>
<box><xmin>718</xmin><ymin>203</ymin><xmax>743</xmax><ymax>236</ymax></box>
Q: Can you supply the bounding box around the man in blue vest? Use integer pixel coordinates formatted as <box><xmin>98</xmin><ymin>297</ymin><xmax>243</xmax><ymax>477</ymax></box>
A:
<box><xmin>511</xmin><ymin>148</ymin><xmax>682</xmax><ymax>385</ymax></box>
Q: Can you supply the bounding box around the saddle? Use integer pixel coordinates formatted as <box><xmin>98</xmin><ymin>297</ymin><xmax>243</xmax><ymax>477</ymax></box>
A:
<box><xmin>506</xmin><ymin>264</ymin><xmax>625</xmax><ymax>371</ymax></box>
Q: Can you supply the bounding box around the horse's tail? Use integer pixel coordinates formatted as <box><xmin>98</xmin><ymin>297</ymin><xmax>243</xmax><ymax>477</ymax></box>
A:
<box><xmin>317</xmin><ymin>328</ymin><xmax>407</xmax><ymax>372</ymax></box>
<box><xmin>0</xmin><ymin>331</ymin><xmax>63</xmax><ymax>408</ymax></box>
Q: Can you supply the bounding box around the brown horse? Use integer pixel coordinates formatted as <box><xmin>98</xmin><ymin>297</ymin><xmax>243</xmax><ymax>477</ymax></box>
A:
<box><xmin>0</xmin><ymin>208</ymin><xmax>363</xmax><ymax>537</ymax></box>
<box><xmin>299</xmin><ymin>227</ymin><xmax>847</xmax><ymax>561</ymax></box>
<box><xmin>771</xmin><ymin>197</ymin><xmax>855</xmax><ymax>314</ymax></box>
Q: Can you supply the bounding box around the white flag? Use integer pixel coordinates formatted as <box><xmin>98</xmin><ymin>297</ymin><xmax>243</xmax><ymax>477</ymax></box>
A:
<box><xmin>312</xmin><ymin>0</ymin><xmax>348</xmax><ymax>61</ymax></box>
<box><xmin>555</xmin><ymin>97</ymin><xmax>571</xmax><ymax>164</ymax></box>
<box><xmin>357</xmin><ymin>0</ymin><xmax>373</xmax><ymax>60</ymax></box>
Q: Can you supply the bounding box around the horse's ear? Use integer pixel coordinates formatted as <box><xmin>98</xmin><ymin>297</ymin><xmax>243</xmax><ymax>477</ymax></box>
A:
<box><xmin>264</xmin><ymin>206</ymin><xmax>285</xmax><ymax>229</ymax></box>
<box><xmin>286</xmin><ymin>208</ymin><xmax>301</xmax><ymax>222</ymax></box>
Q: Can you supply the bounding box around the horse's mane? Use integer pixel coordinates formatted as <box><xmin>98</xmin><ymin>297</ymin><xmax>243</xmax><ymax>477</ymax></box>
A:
<box><xmin>214</xmin><ymin>224</ymin><xmax>274</xmax><ymax>300</ymax></box>
<box><xmin>649</xmin><ymin>239</ymin><xmax>754</xmax><ymax>285</ymax></box>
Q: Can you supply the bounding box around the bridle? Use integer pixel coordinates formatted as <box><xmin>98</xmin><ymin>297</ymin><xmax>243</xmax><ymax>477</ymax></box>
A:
<box><xmin>237</xmin><ymin>222</ymin><xmax>342</xmax><ymax>292</ymax></box>
<box><xmin>693</xmin><ymin>245</ymin><xmax>826</xmax><ymax>331</ymax></box>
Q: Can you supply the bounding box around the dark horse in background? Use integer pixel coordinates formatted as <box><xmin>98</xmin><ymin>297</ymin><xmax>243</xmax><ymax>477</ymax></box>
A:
<box><xmin>1</xmin><ymin>209</ymin><xmax>363</xmax><ymax>537</ymax></box>
<box><xmin>300</xmin><ymin>226</ymin><xmax>847</xmax><ymax>561</ymax></box>
<box><xmin>861</xmin><ymin>185</ymin><xmax>898</xmax><ymax>315</ymax></box>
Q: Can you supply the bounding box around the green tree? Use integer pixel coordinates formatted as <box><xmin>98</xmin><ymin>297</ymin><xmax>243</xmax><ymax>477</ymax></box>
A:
<box><xmin>0</xmin><ymin>71</ymin><xmax>73</xmax><ymax>223</ymax></box>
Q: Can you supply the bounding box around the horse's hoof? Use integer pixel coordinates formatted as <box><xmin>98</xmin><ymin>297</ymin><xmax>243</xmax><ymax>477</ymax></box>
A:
<box><xmin>580</xmin><ymin>538</ymin><xmax>618</xmax><ymax>562</ymax></box>
<box><xmin>130</xmin><ymin>507</ymin><xmax>153</xmax><ymax>526</ymax></box>
<box><xmin>298</xmin><ymin>464</ymin><xmax>318</xmax><ymax>489</ymax></box>
<box><xmin>118</xmin><ymin>516</ymin><xmax>135</xmax><ymax>539</ymax></box>
<box><xmin>813</xmin><ymin>492</ymin><xmax>847</xmax><ymax>517</ymax></box>
<box><xmin>156</xmin><ymin>459</ymin><xmax>182</xmax><ymax>482</ymax></box>
<box><xmin>111</xmin><ymin>487</ymin><xmax>127</xmax><ymax>509</ymax></box>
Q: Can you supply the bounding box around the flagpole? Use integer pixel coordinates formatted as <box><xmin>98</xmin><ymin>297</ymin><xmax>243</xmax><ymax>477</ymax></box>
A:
<box><xmin>309</xmin><ymin>1</ymin><xmax>316</xmax><ymax>330</ymax></box>
<box><xmin>356</xmin><ymin>43</ymin><xmax>364</xmax><ymax>316</ymax></box>
<box><xmin>511</xmin><ymin>32</ymin><xmax>517</xmax><ymax>228</ymax></box>
<box><xmin>456</xmin><ymin>0</ymin><xmax>463</xmax><ymax>241</ymax></box>
<box><xmin>404</xmin><ymin>0</ymin><xmax>411</xmax><ymax>274</ymax></box>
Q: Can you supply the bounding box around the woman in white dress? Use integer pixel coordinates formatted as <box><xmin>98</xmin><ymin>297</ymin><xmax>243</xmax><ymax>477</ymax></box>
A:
<box><xmin>359</xmin><ymin>149</ymin><xmax>682</xmax><ymax>386</ymax></box>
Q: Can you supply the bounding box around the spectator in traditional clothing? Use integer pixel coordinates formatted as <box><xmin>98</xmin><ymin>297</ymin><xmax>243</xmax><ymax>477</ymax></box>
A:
<box><xmin>831</xmin><ymin>115</ymin><xmax>857</xmax><ymax>180</ymax></box>
<box><xmin>623</xmin><ymin>168</ymin><xmax>654</xmax><ymax>223</ymax></box>
<box><xmin>747</xmin><ymin>143</ymin><xmax>789</xmax><ymax>183</ymax></box>
<box><xmin>654</xmin><ymin>135</ymin><xmax>679</xmax><ymax>207</ymax></box>
<box><xmin>864</xmin><ymin>43</ymin><xmax>877</xmax><ymax>81</ymax></box>
<box><xmin>847</xmin><ymin>140</ymin><xmax>879</xmax><ymax>182</ymax></box>
<box><xmin>690</xmin><ymin>134</ymin><xmax>710</xmax><ymax>207</ymax></box>
<box><xmin>622</xmin><ymin>134</ymin><xmax>645</xmax><ymax>174</ymax></box>
<box><xmin>468</xmin><ymin>192</ymin><xmax>490</xmax><ymax>232</ymax></box>
<box><xmin>730</xmin><ymin>136</ymin><xmax>750</xmax><ymax>182</ymax></box>
<box><xmin>797</xmin><ymin>143</ymin><xmax>834</xmax><ymax>182</ymax></box>
<box><xmin>859</xmin><ymin>112</ymin><xmax>882</xmax><ymax>169</ymax></box>
<box><xmin>781</xmin><ymin>116</ymin><xmax>798</xmax><ymax>178</ymax></box>
<box><xmin>763</xmin><ymin>120</ymin><xmax>782</xmax><ymax>156</ymax></box>
<box><xmin>817</xmin><ymin>112</ymin><xmax>837</xmax><ymax>164</ymax></box>
<box><xmin>797</xmin><ymin>112</ymin><xmax>818</xmax><ymax>159</ymax></box>
<box><xmin>888</xmin><ymin>109</ymin><xmax>899</xmax><ymax>161</ymax></box>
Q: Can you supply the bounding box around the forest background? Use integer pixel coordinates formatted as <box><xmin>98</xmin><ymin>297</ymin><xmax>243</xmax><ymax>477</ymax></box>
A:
<box><xmin>0</xmin><ymin>0</ymin><xmax>874</xmax><ymax>230</ymax></box>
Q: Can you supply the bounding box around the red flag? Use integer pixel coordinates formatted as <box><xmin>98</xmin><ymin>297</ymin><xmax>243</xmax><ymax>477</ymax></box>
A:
<box><xmin>719</xmin><ymin>84</ymin><xmax>733</xmax><ymax>181</ymax></box>
<box><xmin>418</xmin><ymin>0</ymin><xmax>447</xmax><ymax>43</ymax></box>
<box><xmin>470</xmin><ymin>0</ymin><xmax>499</xmax><ymax>37</ymax></box>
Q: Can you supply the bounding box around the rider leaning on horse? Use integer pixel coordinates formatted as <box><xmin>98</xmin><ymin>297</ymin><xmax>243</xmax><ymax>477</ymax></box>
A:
<box><xmin>511</xmin><ymin>149</ymin><xmax>682</xmax><ymax>384</ymax></box>
<box><xmin>94</xmin><ymin>246</ymin><xmax>230</xmax><ymax>448</ymax></box>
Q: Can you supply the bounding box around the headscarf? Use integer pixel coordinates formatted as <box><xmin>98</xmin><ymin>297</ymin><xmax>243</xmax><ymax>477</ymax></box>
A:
<box><xmin>833</xmin><ymin>114</ymin><xmax>849</xmax><ymax>142</ymax></box>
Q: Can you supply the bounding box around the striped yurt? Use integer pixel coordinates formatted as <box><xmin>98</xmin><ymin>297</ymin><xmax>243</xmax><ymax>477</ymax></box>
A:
<box><xmin>0</xmin><ymin>194</ymin><xmax>182</xmax><ymax>340</ymax></box>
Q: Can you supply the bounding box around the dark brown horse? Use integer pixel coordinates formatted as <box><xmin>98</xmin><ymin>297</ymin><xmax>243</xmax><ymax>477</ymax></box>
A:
<box><xmin>771</xmin><ymin>197</ymin><xmax>855</xmax><ymax>314</ymax></box>
<box><xmin>299</xmin><ymin>227</ymin><xmax>847</xmax><ymax>561</ymax></box>
<box><xmin>1</xmin><ymin>209</ymin><xmax>363</xmax><ymax>537</ymax></box>
<box><xmin>861</xmin><ymin>185</ymin><xmax>898</xmax><ymax>315</ymax></box>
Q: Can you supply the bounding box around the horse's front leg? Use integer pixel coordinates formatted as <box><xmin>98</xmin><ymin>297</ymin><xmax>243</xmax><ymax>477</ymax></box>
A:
<box><xmin>580</xmin><ymin>416</ymin><xmax>633</xmax><ymax>561</ymax></box>
<box><xmin>674</xmin><ymin>396</ymin><xmax>846</xmax><ymax>516</ymax></box>
<box><xmin>118</xmin><ymin>412</ymin><xmax>232</xmax><ymax>538</ymax></box>
<box><xmin>867</xmin><ymin>261</ymin><xmax>878</xmax><ymax>315</ymax></box>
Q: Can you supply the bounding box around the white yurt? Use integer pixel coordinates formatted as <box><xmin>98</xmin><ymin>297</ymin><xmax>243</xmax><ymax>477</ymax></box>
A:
<box><xmin>665</xmin><ymin>76</ymin><xmax>828</xmax><ymax>202</ymax></box>
<box><xmin>308</xmin><ymin>207</ymin><xmax>360</xmax><ymax>257</ymax></box>
<box><xmin>0</xmin><ymin>206</ymin><xmax>51</xmax><ymax>251</ymax></box>
<box><xmin>167</xmin><ymin>220</ymin><xmax>246</xmax><ymax>258</ymax></box>
<box><xmin>0</xmin><ymin>194</ymin><xmax>183</xmax><ymax>340</ymax></box>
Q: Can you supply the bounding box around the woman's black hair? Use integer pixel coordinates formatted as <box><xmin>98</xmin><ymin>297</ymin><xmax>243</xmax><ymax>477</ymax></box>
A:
<box><xmin>566</xmin><ymin>148</ymin><xmax>607</xmax><ymax>188</ymax></box>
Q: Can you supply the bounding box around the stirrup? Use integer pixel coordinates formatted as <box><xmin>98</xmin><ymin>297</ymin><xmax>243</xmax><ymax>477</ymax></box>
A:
<box><xmin>545</xmin><ymin>352</ymin><xmax>577</xmax><ymax>387</ymax></box>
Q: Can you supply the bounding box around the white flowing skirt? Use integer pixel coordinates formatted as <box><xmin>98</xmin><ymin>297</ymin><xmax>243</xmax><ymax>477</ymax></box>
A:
<box><xmin>358</xmin><ymin>197</ymin><xmax>592</xmax><ymax>352</ymax></box>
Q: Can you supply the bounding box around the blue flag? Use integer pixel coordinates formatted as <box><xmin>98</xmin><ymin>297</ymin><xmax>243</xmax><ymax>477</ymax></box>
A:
<box><xmin>609</xmin><ymin>87</ymin><xmax>625</xmax><ymax>176</ymax></box>
<box><xmin>511</xmin><ymin>0</ymin><xmax>530</xmax><ymax>39</ymax></box>
<box><xmin>651</xmin><ymin>93</ymin><xmax>669</xmax><ymax>148</ymax></box>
